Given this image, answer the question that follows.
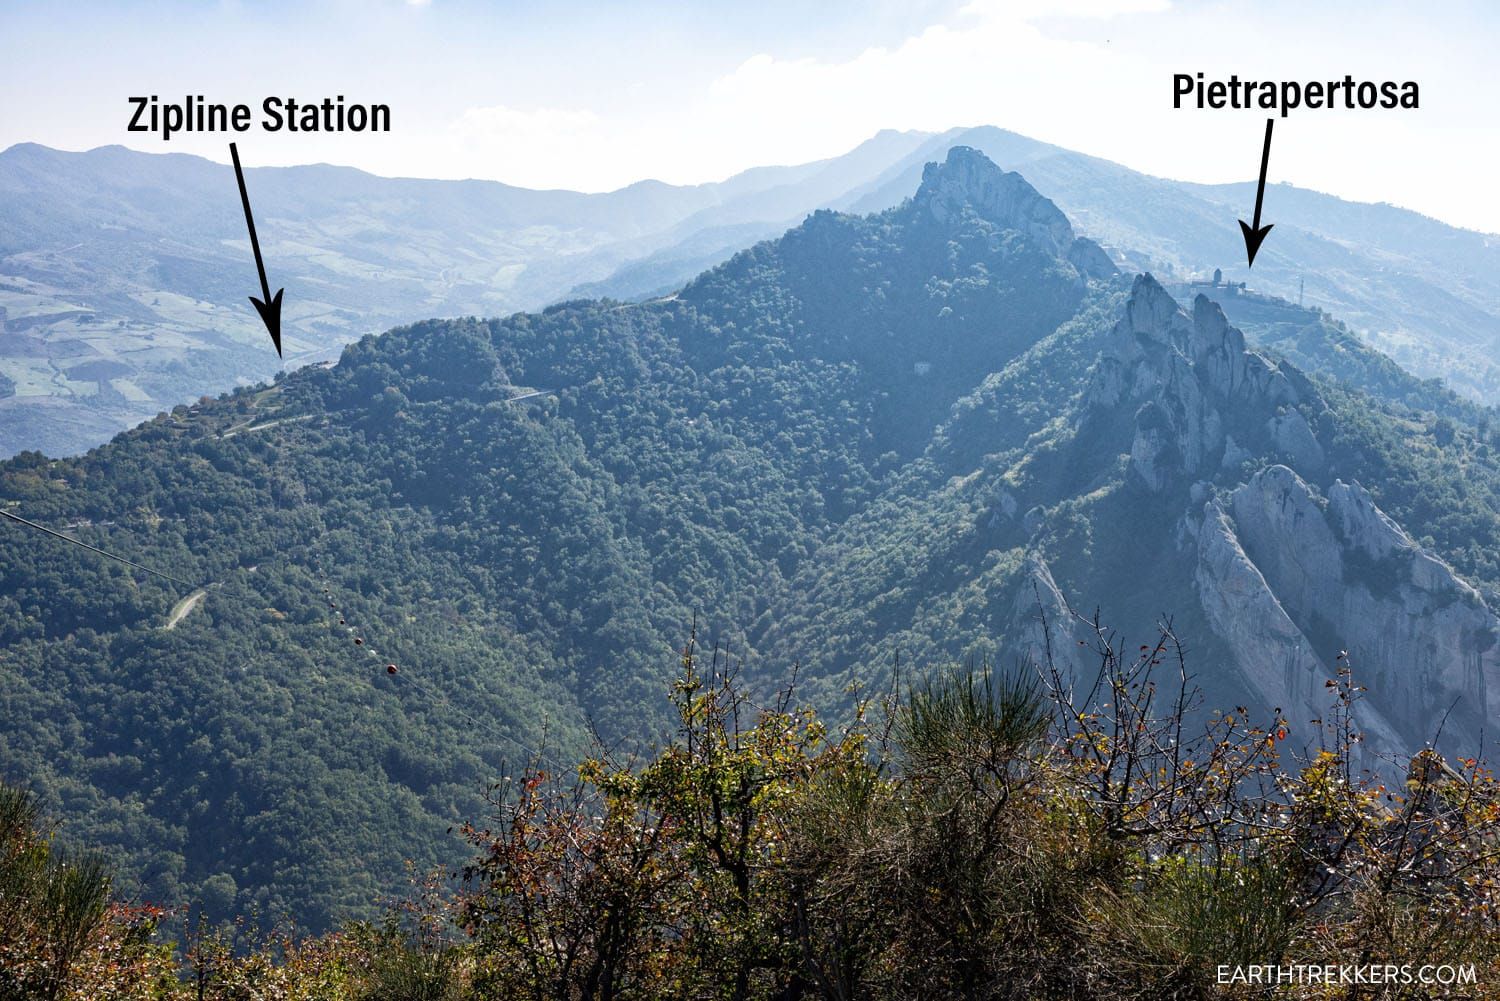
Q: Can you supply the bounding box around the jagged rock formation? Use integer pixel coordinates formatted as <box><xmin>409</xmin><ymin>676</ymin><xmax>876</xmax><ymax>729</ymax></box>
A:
<box><xmin>1011</xmin><ymin>554</ymin><xmax>1096</xmax><ymax>687</ymax></box>
<box><xmin>1064</xmin><ymin>273</ymin><xmax>1500</xmax><ymax>761</ymax></box>
<box><xmin>10</xmin><ymin>141</ymin><xmax>1500</xmax><ymax>932</ymax></box>
<box><xmin>1214</xmin><ymin>465</ymin><xmax>1499</xmax><ymax>754</ymax></box>
<box><xmin>1088</xmin><ymin>274</ymin><xmax>1315</xmax><ymax>492</ymax></box>
<box><xmin>1066</xmin><ymin>238</ymin><xmax>1117</xmax><ymax>282</ymax></box>
<box><xmin>1267</xmin><ymin>410</ymin><xmax>1324</xmax><ymax>473</ymax></box>
<box><xmin>915</xmin><ymin>146</ymin><xmax>1115</xmax><ymax>281</ymax></box>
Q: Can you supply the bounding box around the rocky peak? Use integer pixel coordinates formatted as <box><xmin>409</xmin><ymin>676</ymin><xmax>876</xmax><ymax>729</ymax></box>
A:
<box><xmin>1195</xmin><ymin>464</ymin><xmax>1499</xmax><ymax>759</ymax></box>
<box><xmin>1010</xmin><ymin>553</ymin><xmax>1096</xmax><ymax>686</ymax></box>
<box><xmin>1327</xmin><ymin>479</ymin><xmax>1478</xmax><ymax>596</ymax></box>
<box><xmin>1103</xmin><ymin>275</ymin><xmax>1278</xmax><ymax>394</ymax></box>
<box><xmin>1090</xmin><ymin>274</ymin><xmax>1324</xmax><ymax>490</ymax></box>
<box><xmin>913</xmin><ymin>146</ymin><xmax>1114</xmax><ymax>279</ymax></box>
<box><xmin>1121</xmin><ymin>272</ymin><xmax>1193</xmax><ymax>347</ymax></box>
<box><xmin>1327</xmin><ymin>480</ymin><xmax>1414</xmax><ymax>561</ymax></box>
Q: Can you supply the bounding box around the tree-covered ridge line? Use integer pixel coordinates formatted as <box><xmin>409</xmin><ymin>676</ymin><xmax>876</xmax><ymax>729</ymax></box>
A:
<box><xmin>0</xmin><ymin>147</ymin><xmax>1108</xmax><ymax>929</ymax></box>
<box><xmin>3</xmin><ymin>147</ymin><xmax>1500</xmax><ymax>937</ymax></box>
<box><xmin>16</xmin><ymin>123</ymin><xmax>1500</xmax><ymax>459</ymax></box>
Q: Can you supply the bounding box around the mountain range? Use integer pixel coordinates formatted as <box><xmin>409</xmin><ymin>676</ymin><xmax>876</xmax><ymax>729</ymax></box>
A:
<box><xmin>5</xmin><ymin>126</ymin><xmax>1500</xmax><ymax>459</ymax></box>
<box><xmin>3</xmin><ymin>145</ymin><xmax>1500</xmax><ymax>936</ymax></box>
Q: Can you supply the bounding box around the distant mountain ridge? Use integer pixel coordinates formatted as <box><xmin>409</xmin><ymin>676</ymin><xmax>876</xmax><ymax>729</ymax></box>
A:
<box><xmin>587</xmin><ymin>126</ymin><xmax>1500</xmax><ymax>404</ymax></box>
<box><xmin>4</xmin><ymin>127</ymin><xmax>1500</xmax><ymax>458</ymax></box>
<box><xmin>0</xmin><ymin>131</ymin><xmax>935</xmax><ymax>457</ymax></box>
<box><xmin>5</xmin><ymin>147</ymin><xmax>1500</xmax><ymax>933</ymax></box>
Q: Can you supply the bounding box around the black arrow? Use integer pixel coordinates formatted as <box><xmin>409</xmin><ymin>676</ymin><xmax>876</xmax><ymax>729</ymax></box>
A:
<box><xmin>1237</xmin><ymin>118</ymin><xmax>1276</xmax><ymax>268</ymax></box>
<box><xmin>229</xmin><ymin>142</ymin><xmax>284</xmax><ymax>357</ymax></box>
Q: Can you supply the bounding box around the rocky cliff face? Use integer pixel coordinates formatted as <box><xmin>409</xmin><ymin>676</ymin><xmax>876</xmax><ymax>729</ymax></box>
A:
<box><xmin>1011</xmin><ymin>553</ymin><xmax>1098</xmax><ymax>689</ymax></box>
<box><xmin>1013</xmin><ymin>274</ymin><xmax>1500</xmax><ymax>764</ymax></box>
<box><xmin>915</xmin><ymin>146</ymin><xmax>1115</xmax><ymax>282</ymax></box>
<box><xmin>1210</xmin><ymin>465</ymin><xmax>1499</xmax><ymax>755</ymax></box>
<box><xmin>1087</xmin><ymin>274</ymin><xmax>1316</xmax><ymax>491</ymax></box>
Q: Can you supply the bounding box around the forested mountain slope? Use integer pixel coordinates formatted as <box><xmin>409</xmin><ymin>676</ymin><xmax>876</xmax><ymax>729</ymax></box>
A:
<box><xmin>3</xmin><ymin>147</ymin><xmax>1498</xmax><ymax>935</ymax></box>
<box><xmin>7</xmin><ymin>125</ymin><xmax>1500</xmax><ymax>460</ymax></box>
<box><xmin>0</xmin><ymin>131</ymin><xmax>935</xmax><ymax>457</ymax></box>
<box><xmin>591</xmin><ymin>125</ymin><xmax>1500</xmax><ymax>404</ymax></box>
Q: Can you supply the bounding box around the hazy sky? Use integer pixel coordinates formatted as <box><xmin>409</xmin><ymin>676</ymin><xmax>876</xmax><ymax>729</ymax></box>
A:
<box><xmin>4</xmin><ymin>0</ymin><xmax>1497</xmax><ymax>232</ymax></box>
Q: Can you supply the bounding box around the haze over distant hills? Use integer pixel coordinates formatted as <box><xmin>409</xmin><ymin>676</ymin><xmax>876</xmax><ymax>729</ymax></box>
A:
<box><xmin>5</xmin><ymin>147</ymin><xmax>1500</xmax><ymax>932</ymax></box>
<box><xmin>0</xmin><ymin>130</ymin><xmax>929</xmax><ymax>457</ymax></box>
<box><xmin>4</xmin><ymin>126</ymin><xmax>1500</xmax><ymax>458</ymax></box>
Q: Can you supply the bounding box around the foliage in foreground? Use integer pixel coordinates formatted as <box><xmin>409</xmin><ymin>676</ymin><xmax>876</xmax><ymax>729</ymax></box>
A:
<box><xmin>9</xmin><ymin>624</ymin><xmax>1500</xmax><ymax>999</ymax></box>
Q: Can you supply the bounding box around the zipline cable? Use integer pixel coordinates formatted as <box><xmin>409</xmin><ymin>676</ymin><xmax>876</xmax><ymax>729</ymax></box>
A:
<box><xmin>2</xmin><ymin>503</ymin><xmax>566</xmax><ymax>775</ymax></box>
<box><xmin>312</xmin><ymin>560</ymin><xmax>567</xmax><ymax>774</ymax></box>
<box><xmin>0</xmin><ymin>508</ymin><xmax>199</xmax><ymax>589</ymax></box>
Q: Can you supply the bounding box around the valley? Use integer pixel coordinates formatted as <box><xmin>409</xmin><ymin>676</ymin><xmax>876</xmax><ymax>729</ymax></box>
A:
<box><xmin>7</xmin><ymin>2</ymin><xmax>1500</xmax><ymax>994</ymax></box>
<box><xmin>4</xmin><ymin>148</ymin><xmax>1499</xmax><ymax>938</ymax></box>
